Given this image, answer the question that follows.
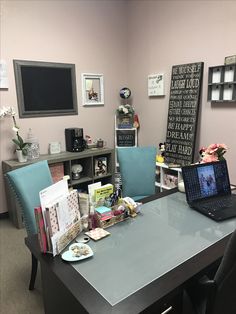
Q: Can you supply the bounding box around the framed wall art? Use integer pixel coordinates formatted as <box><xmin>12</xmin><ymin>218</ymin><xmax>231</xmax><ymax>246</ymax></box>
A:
<box><xmin>0</xmin><ymin>60</ymin><xmax>8</xmax><ymax>89</ymax></box>
<box><xmin>82</xmin><ymin>73</ymin><xmax>104</xmax><ymax>106</ymax></box>
<box><xmin>148</xmin><ymin>73</ymin><xmax>164</xmax><ymax>96</ymax></box>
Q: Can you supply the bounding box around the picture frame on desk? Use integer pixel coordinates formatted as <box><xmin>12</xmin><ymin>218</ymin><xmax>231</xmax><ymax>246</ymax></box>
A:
<box><xmin>82</xmin><ymin>73</ymin><xmax>104</xmax><ymax>106</ymax></box>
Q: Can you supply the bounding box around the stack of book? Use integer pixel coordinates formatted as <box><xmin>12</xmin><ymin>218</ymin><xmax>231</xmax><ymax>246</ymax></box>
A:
<box><xmin>95</xmin><ymin>206</ymin><xmax>113</xmax><ymax>220</ymax></box>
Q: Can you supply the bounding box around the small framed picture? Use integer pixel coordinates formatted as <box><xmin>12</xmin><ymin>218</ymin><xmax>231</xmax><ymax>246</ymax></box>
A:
<box><xmin>148</xmin><ymin>73</ymin><xmax>164</xmax><ymax>96</ymax></box>
<box><xmin>82</xmin><ymin>73</ymin><xmax>104</xmax><ymax>106</ymax></box>
<box><xmin>94</xmin><ymin>157</ymin><xmax>107</xmax><ymax>177</ymax></box>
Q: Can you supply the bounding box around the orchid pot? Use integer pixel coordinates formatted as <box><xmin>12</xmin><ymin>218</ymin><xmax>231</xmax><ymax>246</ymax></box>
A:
<box><xmin>16</xmin><ymin>150</ymin><xmax>27</xmax><ymax>163</ymax></box>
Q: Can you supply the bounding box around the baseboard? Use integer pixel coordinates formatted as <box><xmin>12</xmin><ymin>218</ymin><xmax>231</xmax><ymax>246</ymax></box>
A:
<box><xmin>0</xmin><ymin>212</ymin><xmax>9</xmax><ymax>219</ymax></box>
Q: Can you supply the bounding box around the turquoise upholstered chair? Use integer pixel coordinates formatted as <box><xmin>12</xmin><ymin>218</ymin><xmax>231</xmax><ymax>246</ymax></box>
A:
<box><xmin>117</xmin><ymin>146</ymin><xmax>157</xmax><ymax>201</ymax></box>
<box><xmin>6</xmin><ymin>160</ymin><xmax>53</xmax><ymax>290</ymax></box>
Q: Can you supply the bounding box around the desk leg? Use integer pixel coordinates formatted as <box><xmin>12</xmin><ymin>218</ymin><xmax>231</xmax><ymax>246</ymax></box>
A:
<box><xmin>40</xmin><ymin>261</ymin><xmax>88</xmax><ymax>314</ymax></box>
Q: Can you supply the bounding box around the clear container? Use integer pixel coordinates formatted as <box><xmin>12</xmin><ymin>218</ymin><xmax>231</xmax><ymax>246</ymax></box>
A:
<box><xmin>27</xmin><ymin>128</ymin><xmax>40</xmax><ymax>160</ymax></box>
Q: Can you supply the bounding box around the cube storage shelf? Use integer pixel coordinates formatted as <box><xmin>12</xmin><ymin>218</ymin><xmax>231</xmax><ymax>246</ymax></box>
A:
<box><xmin>2</xmin><ymin>148</ymin><xmax>115</xmax><ymax>229</ymax></box>
<box><xmin>208</xmin><ymin>64</ymin><xmax>236</xmax><ymax>102</ymax></box>
<box><xmin>156</xmin><ymin>162</ymin><xmax>182</xmax><ymax>192</ymax></box>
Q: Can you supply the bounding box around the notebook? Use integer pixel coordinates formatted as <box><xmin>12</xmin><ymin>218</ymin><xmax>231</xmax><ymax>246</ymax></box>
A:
<box><xmin>182</xmin><ymin>160</ymin><xmax>236</xmax><ymax>221</ymax></box>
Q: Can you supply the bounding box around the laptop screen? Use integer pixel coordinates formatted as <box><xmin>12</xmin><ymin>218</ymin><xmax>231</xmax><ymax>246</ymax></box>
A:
<box><xmin>182</xmin><ymin>160</ymin><xmax>231</xmax><ymax>204</ymax></box>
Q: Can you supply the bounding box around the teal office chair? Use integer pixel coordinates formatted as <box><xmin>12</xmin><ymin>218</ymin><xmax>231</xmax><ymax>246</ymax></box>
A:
<box><xmin>6</xmin><ymin>160</ymin><xmax>53</xmax><ymax>290</ymax></box>
<box><xmin>117</xmin><ymin>146</ymin><xmax>157</xmax><ymax>201</ymax></box>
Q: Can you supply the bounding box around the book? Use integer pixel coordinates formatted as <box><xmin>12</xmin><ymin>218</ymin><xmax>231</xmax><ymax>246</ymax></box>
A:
<box><xmin>94</xmin><ymin>184</ymin><xmax>114</xmax><ymax>203</ymax></box>
<box><xmin>88</xmin><ymin>182</ymin><xmax>102</xmax><ymax>204</ymax></box>
<box><xmin>95</xmin><ymin>206</ymin><xmax>112</xmax><ymax>218</ymax></box>
<box><xmin>45</xmin><ymin>203</ymin><xmax>60</xmax><ymax>237</ymax></box>
<box><xmin>94</xmin><ymin>157</ymin><xmax>107</xmax><ymax>177</ymax></box>
<box><xmin>34</xmin><ymin>206</ymin><xmax>48</xmax><ymax>253</ymax></box>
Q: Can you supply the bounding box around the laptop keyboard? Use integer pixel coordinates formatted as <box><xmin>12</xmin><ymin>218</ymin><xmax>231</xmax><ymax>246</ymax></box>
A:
<box><xmin>201</xmin><ymin>197</ymin><xmax>234</xmax><ymax>211</ymax></box>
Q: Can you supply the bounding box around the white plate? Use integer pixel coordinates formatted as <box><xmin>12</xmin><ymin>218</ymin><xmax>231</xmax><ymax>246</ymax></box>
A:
<box><xmin>61</xmin><ymin>243</ymin><xmax>93</xmax><ymax>262</ymax></box>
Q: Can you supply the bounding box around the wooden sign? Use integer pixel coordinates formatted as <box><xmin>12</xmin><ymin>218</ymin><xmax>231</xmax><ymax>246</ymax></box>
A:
<box><xmin>165</xmin><ymin>62</ymin><xmax>204</xmax><ymax>166</ymax></box>
<box><xmin>116</xmin><ymin>130</ymin><xmax>136</xmax><ymax>147</ymax></box>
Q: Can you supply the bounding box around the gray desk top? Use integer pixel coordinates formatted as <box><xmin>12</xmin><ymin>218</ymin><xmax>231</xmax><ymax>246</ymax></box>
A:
<box><xmin>71</xmin><ymin>192</ymin><xmax>236</xmax><ymax>307</ymax></box>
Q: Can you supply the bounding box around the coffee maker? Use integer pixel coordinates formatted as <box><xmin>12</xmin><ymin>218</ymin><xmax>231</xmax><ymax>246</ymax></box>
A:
<box><xmin>65</xmin><ymin>128</ymin><xmax>85</xmax><ymax>152</ymax></box>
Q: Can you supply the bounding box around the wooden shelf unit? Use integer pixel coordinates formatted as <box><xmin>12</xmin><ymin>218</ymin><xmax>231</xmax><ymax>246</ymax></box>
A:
<box><xmin>156</xmin><ymin>162</ymin><xmax>182</xmax><ymax>192</ymax></box>
<box><xmin>208</xmin><ymin>64</ymin><xmax>236</xmax><ymax>102</ymax></box>
<box><xmin>2</xmin><ymin>148</ymin><xmax>115</xmax><ymax>229</ymax></box>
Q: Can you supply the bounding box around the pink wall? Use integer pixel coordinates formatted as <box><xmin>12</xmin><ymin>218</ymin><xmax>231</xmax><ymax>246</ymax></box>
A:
<box><xmin>127</xmin><ymin>0</ymin><xmax>236</xmax><ymax>184</ymax></box>
<box><xmin>0</xmin><ymin>0</ymin><xmax>128</xmax><ymax>213</ymax></box>
<box><xmin>1</xmin><ymin>0</ymin><xmax>236</xmax><ymax>215</ymax></box>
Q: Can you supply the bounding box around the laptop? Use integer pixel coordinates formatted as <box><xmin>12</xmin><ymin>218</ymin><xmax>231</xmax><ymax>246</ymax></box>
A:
<box><xmin>182</xmin><ymin>160</ymin><xmax>236</xmax><ymax>221</ymax></box>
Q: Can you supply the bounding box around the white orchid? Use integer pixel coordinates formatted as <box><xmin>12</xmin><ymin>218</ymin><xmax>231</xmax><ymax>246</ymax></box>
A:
<box><xmin>0</xmin><ymin>106</ymin><xmax>19</xmax><ymax>131</ymax></box>
<box><xmin>0</xmin><ymin>106</ymin><xmax>27</xmax><ymax>154</ymax></box>
<box><xmin>0</xmin><ymin>106</ymin><xmax>16</xmax><ymax>118</ymax></box>
<box><xmin>116</xmin><ymin>104</ymin><xmax>134</xmax><ymax>115</ymax></box>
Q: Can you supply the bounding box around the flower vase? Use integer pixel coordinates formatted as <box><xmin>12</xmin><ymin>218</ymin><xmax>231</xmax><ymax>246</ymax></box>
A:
<box><xmin>117</xmin><ymin>114</ymin><xmax>134</xmax><ymax>129</ymax></box>
<box><xmin>16</xmin><ymin>150</ymin><xmax>27</xmax><ymax>163</ymax></box>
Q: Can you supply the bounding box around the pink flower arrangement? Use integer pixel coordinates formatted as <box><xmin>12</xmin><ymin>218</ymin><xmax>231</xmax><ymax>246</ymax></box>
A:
<box><xmin>199</xmin><ymin>143</ymin><xmax>228</xmax><ymax>163</ymax></box>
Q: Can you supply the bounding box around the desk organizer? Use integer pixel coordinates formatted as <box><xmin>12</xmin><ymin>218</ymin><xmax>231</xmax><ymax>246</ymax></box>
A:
<box><xmin>98</xmin><ymin>212</ymin><xmax>127</xmax><ymax>229</ymax></box>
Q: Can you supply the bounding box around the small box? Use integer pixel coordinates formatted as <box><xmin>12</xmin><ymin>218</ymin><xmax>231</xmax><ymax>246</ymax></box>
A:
<box><xmin>211</xmin><ymin>85</ymin><xmax>221</xmax><ymax>101</ymax></box>
<box><xmin>225</xmin><ymin>55</ymin><xmax>236</xmax><ymax>65</ymax></box>
<box><xmin>224</xmin><ymin>65</ymin><xmax>235</xmax><ymax>82</ymax></box>
<box><xmin>212</xmin><ymin>67</ymin><xmax>222</xmax><ymax>83</ymax></box>
<box><xmin>164</xmin><ymin>174</ymin><xmax>178</xmax><ymax>188</ymax></box>
<box><xmin>49</xmin><ymin>163</ymin><xmax>64</xmax><ymax>183</ymax></box>
<box><xmin>223</xmin><ymin>84</ymin><xmax>233</xmax><ymax>101</ymax></box>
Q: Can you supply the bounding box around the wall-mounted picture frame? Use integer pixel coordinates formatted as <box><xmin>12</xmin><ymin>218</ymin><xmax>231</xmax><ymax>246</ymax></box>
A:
<box><xmin>82</xmin><ymin>73</ymin><xmax>104</xmax><ymax>106</ymax></box>
<box><xmin>148</xmin><ymin>73</ymin><xmax>164</xmax><ymax>96</ymax></box>
<box><xmin>0</xmin><ymin>60</ymin><xmax>9</xmax><ymax>89</ymax></box>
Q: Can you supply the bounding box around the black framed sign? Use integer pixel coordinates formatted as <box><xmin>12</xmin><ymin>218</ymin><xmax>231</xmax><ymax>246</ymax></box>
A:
<box><xmin>116</xmin><ymin>130</ymin><xmax>136</xmax><ymax>147</ymax></box>
<box><xmin>165</xmin><ymin>62</ymin><xmax>204</xmax><ymax>166</ymax></box>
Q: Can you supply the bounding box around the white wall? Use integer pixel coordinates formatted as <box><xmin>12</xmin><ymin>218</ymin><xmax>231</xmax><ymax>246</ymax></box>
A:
<box><xmin>0</xmin><ymin>0</ymin><xmax>128</xmax><ymax>213</ymax></box>
<box><xmin>127</xmin><ymin>0</ymin><xmax>236</xmax><ymax>183</ymax></box>
<box><xmin>1</xmin><ymin>0</ymin><xmax>236</xmax><ymax>215</ymax></box>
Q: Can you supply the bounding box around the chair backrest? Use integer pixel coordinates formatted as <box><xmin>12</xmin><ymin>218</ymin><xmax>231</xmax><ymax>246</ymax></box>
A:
<box><xmin>208</xmin><ymin>228</ymin><xmax>236</xmax><ymax>314</ymax></box>
<box><xmin>117</xmin><ymin>146</ymin><xmax>157</xmax><ymax>200</ymax></box>
<box><xmin>6</xmin><ymin>160</ymin><xmax>53</xmax><ymax>235</ymax></box>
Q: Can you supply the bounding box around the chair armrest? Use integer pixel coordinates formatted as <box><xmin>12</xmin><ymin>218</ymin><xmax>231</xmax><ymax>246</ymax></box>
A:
<box><xmin>198</xmin><ymin>275</ymin><xmax>216</xmax><ymax>292</ymax></box>
<box><xmin>198</xmin><ymin>275</ymin><xmax>217</xmax><ymax>314</ymax></box>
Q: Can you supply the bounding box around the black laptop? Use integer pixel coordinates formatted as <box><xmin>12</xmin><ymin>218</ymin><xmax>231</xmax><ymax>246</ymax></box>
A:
<box><xmin>182</xmin><ymin>160</ymin><xmax>236</xmax><ymax>221</ymax></box>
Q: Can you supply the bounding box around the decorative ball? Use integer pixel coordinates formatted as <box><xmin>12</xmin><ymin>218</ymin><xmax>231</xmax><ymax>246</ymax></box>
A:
<box><xmin>120</xmin><ymin>87</ymin><xmax>131</xmax><ymax>99</ymax></box>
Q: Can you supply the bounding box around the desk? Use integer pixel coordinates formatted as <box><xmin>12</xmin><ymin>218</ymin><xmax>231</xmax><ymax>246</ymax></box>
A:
<box><xmin>25</xmin><ymin>190</ymin><xmax>236</xmax><ymax>314</ymax></box>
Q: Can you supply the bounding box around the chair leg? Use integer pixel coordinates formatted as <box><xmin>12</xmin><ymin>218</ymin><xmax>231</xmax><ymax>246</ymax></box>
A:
<box><xmin>29</xmin><ymin>253</ymin><xmax>38</xmax><ymax>290</ymax></box>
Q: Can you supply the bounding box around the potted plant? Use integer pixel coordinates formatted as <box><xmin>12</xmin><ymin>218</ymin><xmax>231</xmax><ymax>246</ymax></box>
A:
<box><xmin>116</xmin><ymin>104</ymin><xmax>135</xmax><ymax>128</ymax></box>
<box><xmin>12</xmin><ymin>133</ymin><xmax>30</xmax><ymax>163</ymax></box>
<box><xmin>0</xmin><ymin>106</ymin><xmax>32</xmax><ymax>162</ymax></box>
